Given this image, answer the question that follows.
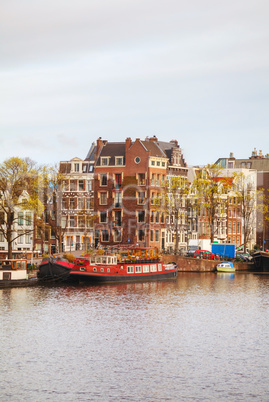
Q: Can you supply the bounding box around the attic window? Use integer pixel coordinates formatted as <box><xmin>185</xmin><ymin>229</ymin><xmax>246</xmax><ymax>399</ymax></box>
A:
<box><xmin>115</xmin><ymin>157</ymin><xmax>123</xmax><ymax>165</ymax></box>
<box><xmin>101</xmin><ymin>157</ymin><xmax>109</xmax><ymax>166</ymax></box>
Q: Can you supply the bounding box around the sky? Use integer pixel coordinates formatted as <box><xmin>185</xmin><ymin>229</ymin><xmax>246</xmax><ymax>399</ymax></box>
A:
<box><xmin>1</xmin><ymin>0</ymin><xmax>269</xmax><ymax>167</ymax></box>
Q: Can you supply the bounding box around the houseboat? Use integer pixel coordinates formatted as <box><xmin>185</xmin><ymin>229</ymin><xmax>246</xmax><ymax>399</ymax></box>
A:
<box><xmin>69</xmin><ymin>247</ymin><xmax>178</xmax><ymax>283</ymax></box>
<box><xmin>252</xmin><ymin>251</ymin><xmax>269</xmax><ymax>272</ymax></box>
<box><xmin>0</xmin><ymin>259</ymin><xmax>37</xmax><ymax>288</ymax></box>
<box><xmin>37</xmin><ymin>256</ymin><xmax>74</xmax><ymax>282</ymax></box>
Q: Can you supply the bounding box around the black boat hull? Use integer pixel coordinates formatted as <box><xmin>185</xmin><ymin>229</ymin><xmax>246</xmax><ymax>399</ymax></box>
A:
<box><xmin>37</xmin><ymin>257</ymin><xmax>73</xmax><ymax>282</ymax></box>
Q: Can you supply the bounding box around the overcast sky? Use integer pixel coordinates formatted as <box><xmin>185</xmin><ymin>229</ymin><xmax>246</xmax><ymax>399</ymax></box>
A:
<box><xmin>1</xmin><ymin>0</ymin><xmax>268</xmax><ymax>167</ymax></box>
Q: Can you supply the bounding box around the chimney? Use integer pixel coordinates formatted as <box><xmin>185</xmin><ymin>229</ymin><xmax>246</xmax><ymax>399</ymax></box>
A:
<box><xmin>149</xmin><ymin>135</ymin><xmax>158</xmax><ymax>142</ymax></box>
<box><xmin>95</xmin><ymin>137</ymin><xmax>104</xmax><ymax>162</ymax></box>
<box><xmin>125</xmin><ymin>137</ymin><xmax>132</xmax><ymax>153</ymax></box>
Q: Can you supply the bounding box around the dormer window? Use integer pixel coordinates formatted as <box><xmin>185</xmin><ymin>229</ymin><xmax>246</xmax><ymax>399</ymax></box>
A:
<box><xmin>101</xmin><ymin>157</ymin><xmax>109</xmax><ymax>166</ymax></box>
<box><xmin>74</xmin><ymin>163</ymin><xmax>80</xmax><ymax>172</ymax></box>
<box><xmin>115</xmin><ymin>157</ymin><xmax>123</xmax><ymax>166</ymax></box>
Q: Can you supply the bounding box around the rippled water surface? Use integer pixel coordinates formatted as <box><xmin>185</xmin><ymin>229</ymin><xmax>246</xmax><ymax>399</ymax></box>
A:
<box><xmin>1</xmin><ymin>273</ymin><xmax>269</xmax><ymax>401</ymax></box>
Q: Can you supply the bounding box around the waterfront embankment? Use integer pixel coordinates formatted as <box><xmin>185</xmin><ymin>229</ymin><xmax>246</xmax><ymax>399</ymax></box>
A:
<box><xmin>162</xmin><ymin>255</ymin><xmax>254</xmax><ymax>272</ymax></box>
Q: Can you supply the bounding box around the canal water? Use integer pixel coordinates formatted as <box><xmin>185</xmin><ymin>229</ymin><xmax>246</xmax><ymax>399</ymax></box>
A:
<box><xmin>1</xmin><ymin>272</ymin><xmax>269</xmax><ymax>401</ymax></box>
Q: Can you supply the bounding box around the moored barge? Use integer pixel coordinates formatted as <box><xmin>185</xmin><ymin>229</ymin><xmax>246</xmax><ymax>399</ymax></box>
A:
<box><xmin>0</xmin><ymin>259</ymin><xmax>37</xmax><ymax>288</ymax></box>
<box><xmin>70</xmin><ymin>247</ymin><xmax>178</xmax><ymax>283</ymax></box>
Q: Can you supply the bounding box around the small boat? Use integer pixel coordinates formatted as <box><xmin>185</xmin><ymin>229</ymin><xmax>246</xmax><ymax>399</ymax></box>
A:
<box><xmin>216</xmin><ymin>261</ymin><xmax>235</xmax><ymax>273</ymax></box>
<box><xmin>37</xmin><ymin>256</ymin><xmax>74</xmax><ymax>282</ymax></box>
<box><xmin>69</xmin><ymin>247</ymin><xmax>178</xmax><ymax>283</ymax></box>
<box><xmin>0</xmin><ymin>259</ymin><xmax>37</xmax><ymax>288</ymax></box>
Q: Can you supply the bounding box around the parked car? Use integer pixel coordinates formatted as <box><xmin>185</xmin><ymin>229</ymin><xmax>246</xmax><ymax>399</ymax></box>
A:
<box><xmin>193</xmin><ymin>250</ymin><xmax>219</xmax><ymax>260</ymax></box>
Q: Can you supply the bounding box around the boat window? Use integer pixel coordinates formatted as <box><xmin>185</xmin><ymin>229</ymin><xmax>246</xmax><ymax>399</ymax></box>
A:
<box><xmin>102</xmin><ymin>257</ymin><xmax>107</xmax><ymax>264</ymax></box>
<box><xmin>158</xmin><ymin>264</ymin><xmax>162</xmax><ymax>271</ymax></box>
<box><xmin>135</xmin><ymin>265</ymin><xmax>142</xmax><ymax>273</ymax></box>
<box><xmin>107</xmin><ymin>257</ymin><xmax>111</xmax><ymax>264</ymax></box>
<box><xmin>150</xmin><ymin>264</ymin><xmax>157</xmax><ymax>272</ymax></box>
<box><xmin>127</xmin><ymin>266</ymin><xmax>134</xmax><ymax>274</ymax></box>
<box><xmin>107</xmin><ymin>268</ymin><xmax>110</xmax><ymax>273</ymax></box>
<box><xmin>93</xmin><ymin>267</ymin><xmax>97</xmax><ymax>272</ymax></box>
<box><xmin>143</xmin><ymin>265</ymin><xmax>149</xmax><ymax>273</ymax></box>
<box><xmin>100</xmin><ymin>268</ymin><xmax>104</xmax><ymax>272</ymax></box>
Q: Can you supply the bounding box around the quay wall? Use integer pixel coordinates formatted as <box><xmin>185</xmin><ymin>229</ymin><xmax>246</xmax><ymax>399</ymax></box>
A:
<box><xmin>162</xmin><ymin>255</ymin><xmax>254</xmax><ymax>272</ymax></box>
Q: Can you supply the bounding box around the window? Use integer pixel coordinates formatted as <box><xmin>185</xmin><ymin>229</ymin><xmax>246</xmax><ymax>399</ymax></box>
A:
<box><xmin>70</xmin><ymin>198</ymin><xmax>75</xmax><ymax>209</ymax></box>
<box><xmin>237</xmin><ymin>221</ymin><xmax>241</xmax><ymax>234</ymax></box>
<box><xmin>162</xmin><ymin>162</ymin><xmax>165</xmax><ymax>167</ymax></box>
<box><xmin>138</xmin><ymin>230</ymin><xmax>145</xmax><ymax>241</ymax></box>
<box><xmin>151</xmin><ymin>174</ymin><xmax>155</xmax><ymax>186</ymax></box>
<box><xmin>114</xmin><ymin>228</ymin><xmax>121</xmax><ymax>242</ymax></box>
<box><xmin>26</xmin><ymin>212</ymin><xmax>31</xmax><ymax>226</ymax></box>
<box><xmin>70</xmin><ymin>216</ymin><xmax>75</xmax><ymax>228</ymax></box>
<box><xmin>82</xmin><ymin>164</ymin><xmax>88</xmax><ymax>173</ymax></box>
<box><xmin>114</xmin><ymin>192</ymin><xmax>122</xmax><ymax>207</ymax></box>
<box><xmin>0</xmin><ymin>232</ymin><xmax>4</xmax><ymax>242</ymax></box>
<box><xmin>70</xmin><ymin>180</ymin><xmax>77</xmax><ymax>191</ymax></box>
<box><xmin>62</xmin><ymin>198</ymin><xmax>68</xmax><ymax>209</ymax></box>
<box><xmin>74</xmin><ymin>163</ymin><xmax>80</xmax><ymax>172</ymax></box>
<box><xmin>115</xmin><ymin>157</ymin><xmax>123</xmax><ymax>165</ymax></box>
<box><xmin>135</xmin><ymin>265</ymin><xmax>142</xmax><ymax>273</ymax></box>
<box><xmin>100</xmin><ymin>211</ymin><xmax>107</xmax><ymax>223</ymax></box>
<box><xmin>115</xmin><ymin>174</ymin><xmax>122</xmax><ymax>189</ymax></box>
<box><xmin>61</xmin><ymin>216</ymin><xmax>67</xmax><ymax>228</ymax></box>
<box><xmin>155</xmin><ymin>230</ymin><xmax>159</xmax><ymax>242</ymax></box>
<box><xmin>161</xmin><ymin>213</ymin><xmax>164</xmax><ymax>223</ymax></box>
<box><xmin>155</xmin><ymin>212</ymin><xmax>159</xmax><ymax>223</ymax></box>
<box><xmin>102</xmin><ymin>230</ymin><xmax>109</xmax><ymax>242</ymax></box>
<box><xmin>26</xmin><ymin>233</ymin><xmax>31</xmax><ymax>244</ymax></box>
<box><xmin>114</xmin><ymin>210</ymin><xmax>121</xmax><ymax>226</ymax></box>
<box><xmin>100</xmin><ymin>193</ymin><xmax>107</xmax><ymax>205</ymax></box>
<box><xmin>86</xmin><ymin>198</ymin><xmax>92</xmax><ymax>210</ymax></box>
<box><xmin>78</xmin><ymin>216</ymin><xmax>85</xmax><ymax>228</ymax></box>
<box><xmin>18</xmin><ymin>212</ymin><xmax>23</xmax><ymax>225</ymax></box>
<box><xmin>101</xmin><ymin>157</ymin><xmax>109</xmax><ymax>166</ymax></box>
<box><xmin>233</xmin><ymin>222</ymin><xmax>236</xmax><ymax>234</ymax></box>
<box><xmin>228</xmin><ymin>222</ymin><xmax>232</xmax><ymax>234</ymax></box>
<box><xmin>100</xmin><ymin>174</ymin><xmax>107</xmax><ymax>186</ymax></box>
<box><xmin>157</xmin><ymin>161</ymin><xmax>160</xmax><ymax>166</ymax></box>
<box><xmin>150</xmin><ymin>264</ymin><xmax>157</xmax><ymax>272</ymax></box>
<box><xmin>78</xmin><ymin>198</ymin><xmax>84</xmax><ymax>209</ymax></box>
<box><xmin>18</xmin><ymin>232</ymin><xmax>24</xmax><ymax>244</ymax></box>
<box><xmin>138</xmin><ymin>173</ymin><xmax>145</xmax><ymax>186</ymax></box>
<box><xmin>143</xmin><ymin>265</ymin><xmax>149</xmax><ymax>273</ymax></box>
<box><xmin>150</xmin><ymin>230</ymin><xmax>154</xmax><ymax>242</ymax></box>
<box><xmin>138</xmin><ymin>192</ymin><xmax>145</xmax><ymax>204</ymax></box>
<box><xmin>150</xmin><ymin>211</ymin><xmax>154</xmax><ymax>223</ymax></box>
<box><xmin>79</xmin><ymin>180</ymin><xmax>84</xmax><ymax>191</ymax></box>
<box><xmin>127</xmin><ymin>266</ymin><xmax>134</xmax><ymax>273</ymax></box>
<box><xmin>87</xmin><ymin>180</ymin><xmax>92</xmax><ymax>191</ymax></box>
<box><xmin>138</xmin><ymin>211</ymin><xmax>145</xmax><ymax>222</ymax></box>
<box><xmin>156</xmin><ymin>174</ymin><xmax>160</xmax><ymax>185</ymax></box>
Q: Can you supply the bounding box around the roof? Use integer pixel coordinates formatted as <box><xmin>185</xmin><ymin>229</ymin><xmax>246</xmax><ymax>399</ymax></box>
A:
<box><xmin>96</xmin><ymin>142</ymin><xmax>126</xmax><ymax>166</ymax></box>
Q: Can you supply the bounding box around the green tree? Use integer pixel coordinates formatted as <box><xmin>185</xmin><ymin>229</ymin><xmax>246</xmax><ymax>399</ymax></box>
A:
<box><xmin>0</xmin><ymin>157</ymin><xmax>43</xmax><ymax>258</ymax></box>
<box><xmin>233</xmin><ymin>172</ymin><xmax>257</xmax><ymax>253</ymax></box>
<box><xmin>160</xmin><ymin>176</ymin><xmax>189</xmax><ymax>252</ymax></box>
<box><xmin>192</xmin><ymin>164</ymin><xmax>230</xmax><ymax>243</ymax></box>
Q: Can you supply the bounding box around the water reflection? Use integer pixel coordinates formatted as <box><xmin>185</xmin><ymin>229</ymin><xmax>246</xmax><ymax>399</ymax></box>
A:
<box><xmin>1</xmin><ymin>273</ymin><xmax>269</xmax><ymax>401</ymax></box>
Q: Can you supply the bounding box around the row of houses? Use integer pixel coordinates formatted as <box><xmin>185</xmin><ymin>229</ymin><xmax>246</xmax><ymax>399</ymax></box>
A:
<box><xmin>0</xmin><ymin>138</ymin><xmax>268</xmax><ymax>257</ymax></box>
